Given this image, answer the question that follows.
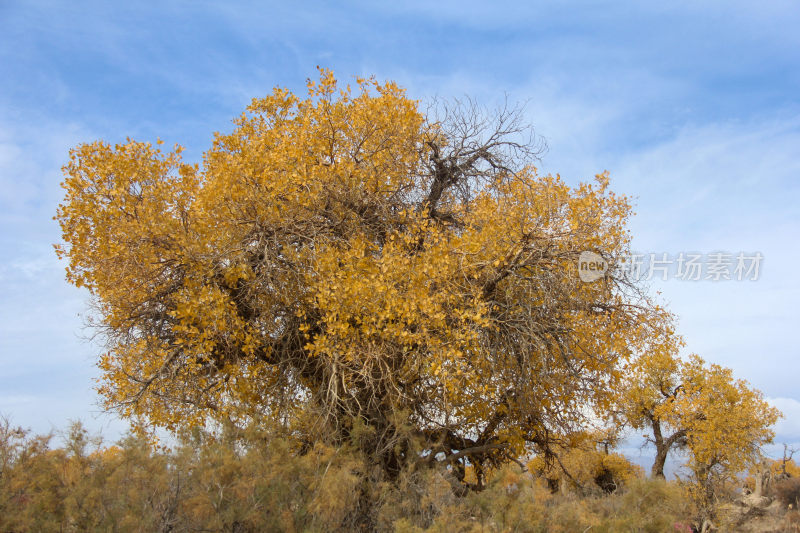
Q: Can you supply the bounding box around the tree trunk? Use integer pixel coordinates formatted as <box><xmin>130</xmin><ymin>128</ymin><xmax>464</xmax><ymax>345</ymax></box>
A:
<box><xmin>652</xmin><ymin>444</ymin><xmax>669</xmax><ymax>479</ymax></box>
<box><xmin>651</xmin><ymin>419</ymin><xmax>668</xmax><ymax>478</ymax></box>
<box><xmin>753</xmin><ymin>461</ymin><xmax>771</xmax><ymax>497</ymax></box>
<box><xmin>649</xmin><ymin>418</ymin><xmax>686</xmax><ymax>479</ymax></box>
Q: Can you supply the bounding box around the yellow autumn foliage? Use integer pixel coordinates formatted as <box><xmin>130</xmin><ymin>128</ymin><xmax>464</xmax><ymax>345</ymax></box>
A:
<box><xmin>619</xmin><ymin>347</ymin><xmax>781</xmax><ymax>520</ymax></box>
<box><xmin>527</xmin><ymin>433</ymin><xmax>643</xmax><ymax>494</ymax></box>
<box><xmin>56</xmin><ymin>69</ymin><xmax>681</xmax><ymax>481</ymax></box>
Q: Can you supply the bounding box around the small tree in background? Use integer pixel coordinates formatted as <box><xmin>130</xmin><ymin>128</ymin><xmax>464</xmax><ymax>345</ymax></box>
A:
<box><xmin>619</xmin><ymin>348</ymin><xmax>781</xmax><ymax>520</ymax></box>
<box><xmin>679</xmin><ymin>356</ymin><xmax>781</xmax><ymax>518</ymax></box>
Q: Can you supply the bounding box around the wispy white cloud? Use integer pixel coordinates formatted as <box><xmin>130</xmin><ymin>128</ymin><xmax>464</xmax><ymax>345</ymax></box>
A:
<box><xmin>588</xmin><ymin>114</ymin><xmax>800</xmax><ymax>397</ymax></box>
<box><xmin>0</xmin><ymin>115</ymin><xmax>119</xmax><ymax>437</ymax></box>
<box><xmin>0</xmin><ymin>395</ymin><xmax>37</xmax><ymax>407</ymax></box>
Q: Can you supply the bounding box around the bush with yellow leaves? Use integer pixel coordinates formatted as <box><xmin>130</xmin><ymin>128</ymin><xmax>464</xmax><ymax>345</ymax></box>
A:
<box><xmin>526</xmin><ymin>433</ymin><xmax>643</xmax><ymax>495</ymax></box>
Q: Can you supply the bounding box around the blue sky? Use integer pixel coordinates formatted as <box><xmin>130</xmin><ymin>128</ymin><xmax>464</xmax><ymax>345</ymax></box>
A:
<box><xmin>1</xmin><ymin>1</ymin><xmax>799</xmax><ymax>458</ymax></box>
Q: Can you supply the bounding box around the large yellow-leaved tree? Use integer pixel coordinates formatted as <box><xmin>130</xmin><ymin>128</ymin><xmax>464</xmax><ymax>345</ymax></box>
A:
<box><xmin>56</xmin><ymin>70</ymin><xmax>669</xmax><ymax>486</ymax></box>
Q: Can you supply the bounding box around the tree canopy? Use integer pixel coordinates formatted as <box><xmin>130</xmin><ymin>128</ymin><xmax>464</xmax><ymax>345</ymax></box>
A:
<box><xmin>620</xmin><ymin>346</ymin><xmax>780</xmax><ymax>475</ymax></box>
<box><xmin>618</xmin><ymin>343</ymin><xmax>781</xmax><ymax>521</ymax></box>
<box><xmin>56</xmin><ymin>70</ymin><xmax>688</xmax><ymax>484</ymax></box>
